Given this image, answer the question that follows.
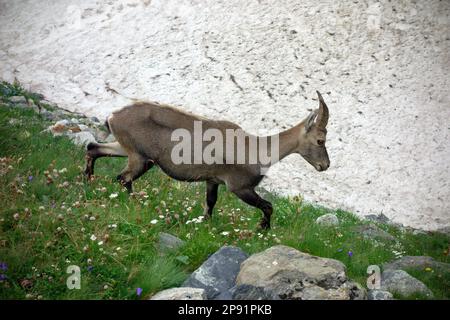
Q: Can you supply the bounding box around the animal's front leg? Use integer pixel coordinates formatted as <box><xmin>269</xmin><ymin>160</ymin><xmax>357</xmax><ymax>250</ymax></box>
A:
<box><xmin>204</xmin><ymin>181</ymin><xmax>219</xmax><ymax>219</ymax></box>
<box><xmin>232</xmin><ymin>188</ymin><xmax>273</xmax><ymax>230</ymax></box>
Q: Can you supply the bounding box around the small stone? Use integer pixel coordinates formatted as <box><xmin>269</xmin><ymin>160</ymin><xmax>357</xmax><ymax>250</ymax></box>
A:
<box><xmin>27</xmin><ymin>99</ymin><xmax>40</xmax><ymax>113</ymax></box>
<box><xmin>364</xmin><ymin>213</ymin><xmax>390</xmax><ymax>224</ymax></box>
<box><xmin>78</xmin><ymin>124</ymin><xmax>89</xmax><ymax>131</ymax></box>
<box><xmin>352</xmin><ymin>224</ymin><xmax>397</xmax><ymax>242</ymax></box>
<box><xmin>412</xmin><ymin>229</ymin><xmax>428</xmax><ymax>236</ymax></box>
<box><xmin>69</xmin><ymin>131</ymin><xmax>96</xmax><ymax>146</ymax></box>
<box><xmin>150</xmin><ymin>287</ymin><xmax>206</xmax><ymax>300</ymax></box>
<box><xmin>9</xmin><ymin>95</ymin><xmax>27</xmax><ymax>104</ymax></box>
<box><xmin>158</xmin><ymin>232</ymin><xmax>185</xmax><ymax>253</ymax></box>
<box><xmin>90</xmin><ymin>116</ymin><xmax>100</xmax><ymax>123</ymax></box>
<box><xmin>315</xmin><ymin>213</ymin><xmax>339</xmax><ymax>227</ymax></box>
<box><xmin>41</xmin><ymin>110</ymin><xmax>56</xmax><ymax>121</ymax></box>
<box><xmin>368</xmin><ymin>289</ymin><xmax>394</xmax><ymax>300</ymax></box>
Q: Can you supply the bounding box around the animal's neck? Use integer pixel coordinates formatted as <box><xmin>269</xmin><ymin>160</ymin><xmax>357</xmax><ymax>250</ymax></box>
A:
<box><xmin>261</xmin><ymin>123</ymin><xmax>303</xmax><ymax>167</ymax></box>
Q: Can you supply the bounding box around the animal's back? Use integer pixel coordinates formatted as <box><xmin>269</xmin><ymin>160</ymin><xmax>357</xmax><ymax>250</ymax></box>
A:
<box><xmin>108</xmin><ymin>101</ymin><xmax>250</xmax><ymax>183</ymax></box>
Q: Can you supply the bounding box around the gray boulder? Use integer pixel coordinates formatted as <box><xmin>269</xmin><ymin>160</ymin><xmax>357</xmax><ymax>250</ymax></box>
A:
<box><xmin>9</xmin><ymin>95</ymin><xmax>27</xmax><ymax>104</ymax></box>
<box><xmin>228</xmin><ymin>284</ymin><xmax>280</xmax><ymax>300</ymax></box>
<box><xmin>69</xmin><ymin>131</ymin><xmax>96</xmax><ymax>146</ymax></box>
<box><xmin>158</xmin><ymin>232</ymin><xmax>185</xmax><ymax>253</ymax></box>
<box><xmin>352</xmin><ymin>224</ymin><xmax>397</xmax><ymax>242</ymax></box>
<box><xmin>27</xmin><ymin>99</ymin><xmax>40</xmax><ymax>113</ymax></box>
<box><xmin>381</xmin><ymin>270</ymin><xmax>433</xmax><ymax>298</ymax></box>
<box><xmin>364</xmin><ymin>213</ymin><xmax>390</xmax><ymax>224</ymax></box>
<box><xmin>383</xmin><ymin>256</ymin><xmax>450</xmax><ymax>273</ymax></box>
<box><xmin>41</xmin><ymin>109</ymin><xmax>56</xmax><ymax>121</ymax></box>
<box><xmin>315</xmin><ymin>213</ymin><xmax>339</xmax><ymax>227</ymax></box>
<box><xmin>104</xmin><ymin>133</ymin><xmax>116</xmax><ymax>143</ymax></box>
<box><xmin>150</xmin><ymin>287</ymin><xmax>206</xmax><ymax>300</ymax></box>
<box><xmin>183</xmin><ymin>246</ymin><xmax>248</xmax><ymax>299</ymax></box>
<box><xmin>367</xmin><ymin>290</ymin><xmax>394</xmax><ymax>300</ymax></box>
<box><xmin>236</xmin><ymin>245</ymin><xmax>366</xmax><ymax>300</ymax></box>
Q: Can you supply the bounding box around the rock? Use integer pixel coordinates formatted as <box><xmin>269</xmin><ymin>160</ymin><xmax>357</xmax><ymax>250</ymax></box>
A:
<box><xmin>158</xmin><ymin>232</ymin><xmax>185</xmax><ymax>253</ymax></box>
<box><xmin>150</xmin><ymin>287</ymin><xmax>206</xmax><ymax>300</ymax></box>
<box><xmin>383</xmin><ymin>256</ymin><xmax>450</xmax><ymax>273</ymax></box>
<box><xmin>48</xmin><ymin>119</ymin><xmax>82</xmax><ymax>135</ymax></box>
<box><xmin>12</xmin><ymin>103</ymin><xmax>29</xmax><ymax>109</ymax></box>
<box><xmin>364</xmin><ymin>213</ymin><xmax>390</xmax><ymax>224</ymax></box>
<box><xmin>40</xmin><ymin>110</ymin><xmax>57</xmax><ymax>121</ymax></box>
<box><xmin>352</xmin><ymin>224</ymin><xmax>397</xmax><ymax>242</ymax></box>
<box><xmin>183</xmin><ymin>246</ymin><xmax>248</xmax><ymax>299</ymax></box>
<box><xmin>26</xmin><ymin>99</ymin><xmax>40</xmax><ymax>113</ymax></box>
<box><xmin>9</xmin><ymin>95</ymin><xmax>27</xmax><ymax>104</ymax></box>
<box><xmin>228</xmin><ymin>284</ymin><xmax>280</xmax><ymax>300</ymax></box>
<box><xmin>236</xmin><ymin>245</ymin><xmax>366</xmax><ymax>300</ymax></box>
<box><xmin>412</xmin><ymin>229</ymin><xmax>428</xmax><ymax>236</ymax></box>
<box><xmin>95</xmin><ymin>129</ymin><xmax>110</xmax><ymax>142</ymax></box>
<box><xmin>347</xmin><ymin>281</ymin><xmax>367</xmax><ymax>300</ymax></box>
<box><xmin>104</xmin><ymin>133</ymin><xmax>116</xmax><ymax>143</ymax></box>
<box><xmin>381</xmin><ymin>270</ymin><xmax>433</xmax><ymax>298</ymax></box>
<box><xmin>367</xmin><ymin>290</ymin><xmax>394</xmax><ymax>300</ymax></box>
<box><xmin>90</xmin><ymin>116</ymin><xmax>100</xmax><ymax>123</ymax></box>
<box><xmin>315</xmin><ymin>213</ymin><xmax>339</xmax><ymax>227</ymax></box>
<box><xmin>39</xmin><ymin>99</ymin><xmax>57</xmax><ymax>107</ymax></box>
<box><xmin>69</xmin><ymin>131</ymin><xmax>97</xmax><ymax>146</ymax></box>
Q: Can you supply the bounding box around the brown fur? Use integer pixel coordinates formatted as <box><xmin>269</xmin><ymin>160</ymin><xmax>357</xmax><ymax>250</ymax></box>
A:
<box><xmin>85</xmin><ymin>92</ymin><xmax>330</xmax><ymax>229</ymax></box>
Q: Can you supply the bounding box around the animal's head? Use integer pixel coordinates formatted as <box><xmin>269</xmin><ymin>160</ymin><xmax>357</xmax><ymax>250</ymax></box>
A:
<box><xmin>298</xmin><ymin>91</ymin><xmax>330</xmax><ymax>172</ymax></box>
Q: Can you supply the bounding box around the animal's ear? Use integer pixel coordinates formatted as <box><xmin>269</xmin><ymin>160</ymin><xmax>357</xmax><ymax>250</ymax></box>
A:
<box><xmin>316</xmin><ymin>91</ymin><xmax>329</xmax><ymax>128</ymax></box>
<box><xmin>305</xmin><ymin>109</ymin><xmax>318</xmax><ymax>133</ymax></box>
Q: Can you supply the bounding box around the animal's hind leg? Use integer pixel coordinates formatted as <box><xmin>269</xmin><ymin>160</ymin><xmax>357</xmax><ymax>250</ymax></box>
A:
<box><xmin>85</xmin><ymin>142</ymin><xmax>128</xmax><ymax>179</ymax></box>
<box><xmin>204</xmin><ymin>182</ymin><xmax>219</xmax><ymax>219</ymax></box>
<box><xmin>231</xmin><ymin>188</ymin><xmax>273</xmax><ymax>230</ymax></box>
<box><xmin>116</xmin><ymin>153</ymin><xmax>154</xmax><ymax>193</ymax></box>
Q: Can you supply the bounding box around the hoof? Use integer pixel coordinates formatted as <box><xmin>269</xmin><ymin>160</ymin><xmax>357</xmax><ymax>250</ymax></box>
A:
<box><xmin>258</xmin><ymin>220</ymin><xmax>271</xmax><ymax>230</ymax></box>
<box><xmin>203</xmin><ymin>212</ymin><xmax>212</xmax><ymax>220</ymax></box>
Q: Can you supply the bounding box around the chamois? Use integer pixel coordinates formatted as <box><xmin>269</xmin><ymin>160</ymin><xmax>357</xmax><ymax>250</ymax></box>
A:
<box><xmin>85</xmin><ymin>91</ymin><xmax>330</xmax><ymax>229</ymax></box>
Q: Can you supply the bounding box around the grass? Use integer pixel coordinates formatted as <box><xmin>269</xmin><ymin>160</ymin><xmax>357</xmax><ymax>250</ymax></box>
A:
<box><xmin>0</xmin><ymin>82</ymin><xmax>449</xmax><ymax>300</ymax></box>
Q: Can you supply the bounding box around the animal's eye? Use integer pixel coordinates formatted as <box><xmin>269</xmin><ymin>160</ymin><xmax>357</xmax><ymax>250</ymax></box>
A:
<box><xmin>317</xmin><ymin>139</ymin><xmax>325</xmax><ymax>146</ymax></box>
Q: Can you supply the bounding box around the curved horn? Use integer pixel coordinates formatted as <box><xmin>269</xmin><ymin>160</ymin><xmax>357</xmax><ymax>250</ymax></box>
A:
<box><xmin>316</xmin><ymin>91</ymin><xmax>329</xmax><ymax>128</ymax></box>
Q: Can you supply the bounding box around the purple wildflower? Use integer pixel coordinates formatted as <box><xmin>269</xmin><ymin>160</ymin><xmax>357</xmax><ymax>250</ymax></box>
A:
<box><xmin>87</xmin><ymin>265</ymin><xmax>94</xmax><ymax>272</ymax></box>
<box><xmin>0</xmin><ymin>262</ymin><xmax>7</xmax><ymax>271</ymax></box>
<box><xmin>136</xmin><ymin>288</ymin><xmax>143</xmax><ymax>296</ymax></box>
<box><xmin>28</xmin><ymin>175</ymin><xmax>33</xmax><ymax>182</ymax></box>
<box><xmin>348</xmin><ymin>251</ymin><xmax>353</xmax><ymax>258</ymax></box>
<box><xmin>0</xmin><ymin>274</ymin><xmax>7</xmax><ymax>281</ymax></box>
